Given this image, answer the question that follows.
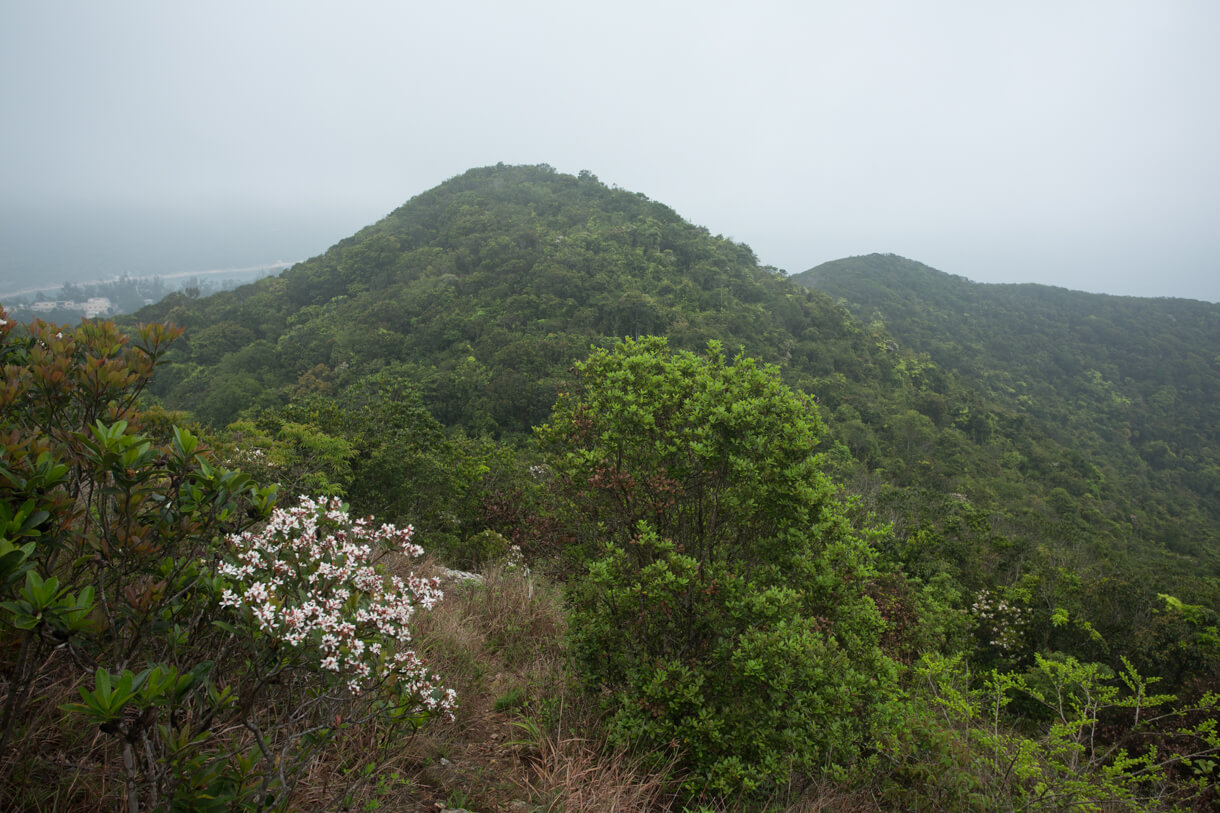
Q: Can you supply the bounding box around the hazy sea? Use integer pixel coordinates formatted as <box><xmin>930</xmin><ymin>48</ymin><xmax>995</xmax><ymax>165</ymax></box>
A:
<box><xmin>0</xmin><ymin>205</ymin><xmax>371</xmax><ymax>300</ymax></box>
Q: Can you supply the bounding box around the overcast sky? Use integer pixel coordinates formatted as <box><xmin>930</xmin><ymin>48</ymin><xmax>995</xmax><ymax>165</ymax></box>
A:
<box><xmin>2</xmin><ymin>1</ymin><xmax>1218</xmax><ymax>301</ymax></box>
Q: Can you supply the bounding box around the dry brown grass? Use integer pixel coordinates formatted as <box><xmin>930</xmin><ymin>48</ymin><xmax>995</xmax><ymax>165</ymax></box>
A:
<box><xmin>292</xmin><ymin>556</ymin><xmax>884</xmax><ymax>812</ymax></box>
<box><xmin>283</xmin><ymin>555</ymin><xmax>589</xmax><ymax>811</ymax></box>
<box><xmin>0</xmin><ymin>649</ymin><xmax>129</xmax><ymax>811</ymax></box>
<box><xmin>513</xmin><ymin>731</ymin><xmax>678</xmax><ymax>812</ymax></box>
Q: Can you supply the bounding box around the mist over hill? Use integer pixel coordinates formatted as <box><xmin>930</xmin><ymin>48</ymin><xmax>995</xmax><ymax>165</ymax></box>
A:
<box><xmin>0</xmin><ymin>204</ymin><xmax>355</xmax><ymax>296</ymax></box>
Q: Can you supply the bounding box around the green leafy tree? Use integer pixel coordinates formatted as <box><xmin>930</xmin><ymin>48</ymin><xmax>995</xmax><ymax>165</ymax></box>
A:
<box><xmin>219</xmin><ymin>417</ymin><xmax>355</xmax><ymax>498</ymax></box>
<box><xmin>247</xmin><ymin>367</ymin><xmax>493</xmax><ymax>564</ymax></box>
<box><xmin>538</xmin><ymin>337</ymin><xmax>898</xmax><ymax>796</ymax></box>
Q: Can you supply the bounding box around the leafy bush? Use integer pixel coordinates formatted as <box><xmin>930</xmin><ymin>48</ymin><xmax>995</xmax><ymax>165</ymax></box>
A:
<box><xmin>0</xmin><ymin>313</ymin><xmax>451</xmax><ymax>810</ymax></box>
<box><xmin>879</xmin><ymin>652</ymin><xmax>1220</xmax><ymax>810</ymax></box>
<box><xmin>539</xmin><ymin>337</ymin><xmax>898</xmax><ymax>796</ymax></box>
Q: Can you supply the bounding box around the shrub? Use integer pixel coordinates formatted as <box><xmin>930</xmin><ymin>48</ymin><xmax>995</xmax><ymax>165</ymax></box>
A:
<box><xmin>0</xmin><ymin>313</ymin><xmax>451</xmax><ymax>810</ymax></box>
<box><xmin>878</xmin><ymin>652</ymin><xmax>1220</xmax><ymax>810</ymax></box>
<box><xmin>538</xmin><ymin>338</ymin><xmax>897</xmax><ymax>796</ymax></box>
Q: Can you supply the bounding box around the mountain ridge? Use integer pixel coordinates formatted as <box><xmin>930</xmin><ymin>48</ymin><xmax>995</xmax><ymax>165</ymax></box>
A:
<box><xmin>793</xmin><ymin>252</ymin><xmax>1220</xmax><ymax>563</ymax></box>
<box><xmin>800</xmin><ymin>251</ymin><xmax>1219</xmax><ymax>304</ymax></box>
<box><xmin>129</xmin><ymin>163</ymin><xmax>1218</xmax><ymax>661</ymax></box>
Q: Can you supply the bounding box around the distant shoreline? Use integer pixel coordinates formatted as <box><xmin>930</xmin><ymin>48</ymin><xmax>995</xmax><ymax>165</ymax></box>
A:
<box><xmin>0</xmin><ymin>261</ymin><xmax>297</xmax><ymax>301</ymax></box>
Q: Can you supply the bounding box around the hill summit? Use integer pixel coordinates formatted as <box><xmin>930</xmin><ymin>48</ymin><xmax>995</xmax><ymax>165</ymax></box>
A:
<box><xmin>137</xmin><ymin>163</ymin><xmax>1219</xmax><ymax>634</ymax></box>
<box><xmin>141</xmin><ymin>163</ymin><xmax>873</xmax><ymax>432</ymax></box>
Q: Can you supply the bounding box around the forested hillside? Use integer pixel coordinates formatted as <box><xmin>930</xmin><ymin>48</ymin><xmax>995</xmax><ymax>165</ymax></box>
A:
<box><xmin>4</xmin><ymin>165</ymin><xmax>1216</xmax><ymax>809</ymax></box>
<box><xmin>139</xmin><ymin>163</ymin><xmax>867</xmax><ymax>434</ymax></box>
<box><xmin>796</xmin><ymin>254</ymin><xmax>1220</xmax><ymax>576</ymax></box>
<box><xmin>137</xmin><ymin>165</ymin><xmax>1219</xmax><ymax>644</ymax></box>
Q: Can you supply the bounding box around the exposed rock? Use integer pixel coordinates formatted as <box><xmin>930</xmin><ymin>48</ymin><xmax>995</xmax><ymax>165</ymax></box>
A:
<box><xmin>438</xmin><ymin>567</ymin><xmax>484</xmax><ymax>584</ymax></box>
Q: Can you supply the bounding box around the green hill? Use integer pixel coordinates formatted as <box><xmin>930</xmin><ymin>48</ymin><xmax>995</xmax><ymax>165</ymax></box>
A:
<box><xmin>794</xmin><ymin>253</ymin><xmax>1220</xmax><ymax>563</ymax></box>
<box><xmin>141</xmin><ymin>163</ymin><xmax>872</xmax><ymax>434</ymax></box>
<box><xmin>135</xmin><ymin>167</ymin><xmax>1218</xmax><ymax>676</ymax></box>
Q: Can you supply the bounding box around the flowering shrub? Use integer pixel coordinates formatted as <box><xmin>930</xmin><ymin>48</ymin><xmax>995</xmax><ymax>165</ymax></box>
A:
<box><xmin>971</xmin><ymin>588</ymin><xmax>1030</xmax><ymax>656</ymax></box>
<box><xmin>0</xmin><ymin>314</ymin><xmax>456</xmax><ymax>810</ymax></box>
<box><xmin>218</xmin><ymin>495</ymin><xmax>456</xmax><ymax>717</ymax></box>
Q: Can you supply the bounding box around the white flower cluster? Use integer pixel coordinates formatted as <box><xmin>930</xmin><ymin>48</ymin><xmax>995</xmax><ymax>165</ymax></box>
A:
<box><xmin>217</xmin><ymin>495</ymin><xmax>456</xmax><ymax>717</ymax></box>
<box><xmin>971</xmin><ymin>589</ymin><xmax>1030</xmax><ymax>655</ymax></box>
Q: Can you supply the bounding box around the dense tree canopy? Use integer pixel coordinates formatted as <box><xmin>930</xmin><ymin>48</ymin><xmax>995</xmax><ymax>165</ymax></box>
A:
<box><xmin>796</xmin><ymin>253</ymin><xmax>1220</xmax><ymax>609</ymax></box>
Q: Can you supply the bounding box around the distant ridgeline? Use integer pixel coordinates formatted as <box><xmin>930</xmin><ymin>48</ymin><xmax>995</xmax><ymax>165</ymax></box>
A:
<box><xmin>130</xmin><ymin>164</ymin><xmax>1218</xmax><ymax>679</ymax></box>
<box><xmin>790</xmin><ymin>251</ymin><xmax>1220</xmax><ymax>607</ymax></box>
<box><xmin>793</xmin><ymin>253</ymin><xmax>1220</xmax><ymax>563</ymax></box>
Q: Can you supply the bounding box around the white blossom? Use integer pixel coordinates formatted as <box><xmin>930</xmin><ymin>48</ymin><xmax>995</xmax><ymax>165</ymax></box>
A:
<box><xmin>215</xmin><ymin>495</ymin><xmax>455</xmax><ymax>718</ymax></box>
